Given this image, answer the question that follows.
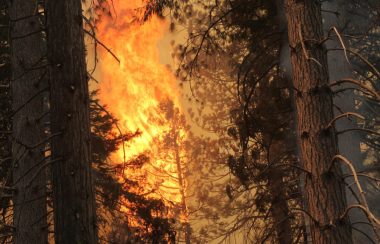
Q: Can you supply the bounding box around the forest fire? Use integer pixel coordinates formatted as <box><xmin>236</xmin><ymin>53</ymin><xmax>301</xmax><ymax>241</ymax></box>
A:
<box><xmin>3</xmin><ymin>0</ymin><xmax>380</xmax><ymax>243</ymax></box>
<box><xmin>96</xmin><ymin>0</ymin><xmax>186</xmax><ymax>207</ymax></box>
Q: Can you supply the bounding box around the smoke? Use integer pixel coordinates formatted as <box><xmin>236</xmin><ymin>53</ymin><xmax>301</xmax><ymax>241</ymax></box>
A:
<box><xmin>322</xmin><ymin>0</ymin><xmax>376</xmax><ymax>241</ymax></box>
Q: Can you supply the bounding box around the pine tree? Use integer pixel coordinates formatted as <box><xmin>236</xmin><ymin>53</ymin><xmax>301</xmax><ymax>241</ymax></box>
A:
<box><xmin>46</xmin><ymin>0</ymin><xmax>98</xmax><ymax>242</ymax></box>
<box><xmin>8</xmin><ymin>0</ymin><xmax>48</xmax><ymax>242</ymax></box>
<box><xmin>284</xmin><ymin>1</ymin><xmax>352</xmax><ymax>243</ymax></box>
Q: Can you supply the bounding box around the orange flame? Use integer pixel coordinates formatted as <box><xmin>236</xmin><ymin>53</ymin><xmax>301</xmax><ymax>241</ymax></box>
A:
<box><xmin>95</xmin><ymin>0</ymin><xmax>185</xmax><ymax>205</ymax></box>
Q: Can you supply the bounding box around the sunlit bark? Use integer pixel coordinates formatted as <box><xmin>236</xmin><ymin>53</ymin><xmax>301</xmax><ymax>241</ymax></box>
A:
<box><xmin>284</xmin><ymin>0</ymin><xmax>353</xmax><ymax>243</ymax></box>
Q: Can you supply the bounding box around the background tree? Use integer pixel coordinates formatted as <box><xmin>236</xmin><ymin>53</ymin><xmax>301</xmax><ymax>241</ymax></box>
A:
<box><xmin>8</xmin><ymin>0</ymin><xmax>48</xmax><ymax>243</ymax></box>
<box><xmin>90</xmin><ymin>93</ymin><xmax>176</xmax><ymax>243</ymax></box>
<box><xmin>0</xmin><ymin>1</ymin><xmax>12</xmax><ymax>241</ymax></box>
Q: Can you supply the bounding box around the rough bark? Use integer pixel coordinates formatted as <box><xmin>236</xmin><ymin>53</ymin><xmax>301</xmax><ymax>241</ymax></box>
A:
<box><xmin>46</xmin><ymin>0</ymin><xmax>98</xmax><ymax>243</ymax></box>
<box><xmin>8</xmin><ymin>0</ymin><xmax>47</xmax><ymax>243</ymax></box>
<box><xmin>284</xmin><ymin>1</ymin><xmax>353</xmax><ymax>243</ymax></box>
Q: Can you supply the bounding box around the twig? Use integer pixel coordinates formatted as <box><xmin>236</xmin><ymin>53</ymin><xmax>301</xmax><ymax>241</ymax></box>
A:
<box><xmin>328</xmin><ymin>48</ymin><xmax>380</xmax><ymax>78</ymax></box>
<box><xmin>25</xmin><ymin>158</ymin><xmax>62</xmax><ymax>188</ymax></box>
<box><xmin>330</xmin><ymin>78</ymin><xmax>380</xmax><ymax>101</ymax></box>
<box><xmin>337</xmin><ymin>128</ymin><xmax>380</xmax><ymax>137</ymax></box>
<box><xmin>11</xmin><ymin>86</ymin><xmax>49</xmax><ymax>118</ymax></box>
<box><xmin>83</xmin><ymin>29</ymin><xmax>120</xmax><ymax>64</ymax></box>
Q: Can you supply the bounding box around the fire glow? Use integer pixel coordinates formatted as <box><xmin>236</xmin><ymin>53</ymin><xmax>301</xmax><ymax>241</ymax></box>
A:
<box><xmin>95</xmin><ymin>0</ymin><xmax>186</xmax><ymax>205</ymax></box>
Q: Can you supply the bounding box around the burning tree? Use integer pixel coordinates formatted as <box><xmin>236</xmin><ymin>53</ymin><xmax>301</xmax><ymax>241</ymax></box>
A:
<box><xmin>145</xmin><ymin>0</ymin><xmax>380</xmax><ymax>243</ymax></box>
<box><xmin>154</xmin><ymin>99</ymin><xmax>192</xmax><ymax>243</ymax></box>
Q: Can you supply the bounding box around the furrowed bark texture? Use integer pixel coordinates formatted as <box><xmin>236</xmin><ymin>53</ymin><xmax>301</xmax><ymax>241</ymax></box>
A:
<box><xmin>9</xmin><ymin>1</ymin><xmax>48</xmax><ymax>243</ymax></box>
<box><xmin>46</xmin><ymin>0</ymin><xmax>98</xmax><ymax>243</ymax></box>
<box><xmin>284</xmin><ymin>1</ymin><xmax>352</xmax><ymax>243</ymax></box>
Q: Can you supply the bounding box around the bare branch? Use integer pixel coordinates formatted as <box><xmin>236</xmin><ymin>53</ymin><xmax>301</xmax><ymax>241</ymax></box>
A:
<box><xmin>330</xmin><ymin>155</ymin><xmax>380</xmax><ymax>240</ymax></box>
<box><xmin>337</xmin><ymin>128</ymin><xmax>380</xmax><ymax>137</ymax></box>
<box><xmin>83</xmin><ymin>29</ymin><xmax>120</xmax><ymax>64</ymax></box>
<box><xmin>330</xmin><ymin>78</ymin><xmax>380</xmax><ymax>101</ymax></box>
<box><xmin>298</xmin><ymin>25</ymin><xmax>322</xmax><ymax>67</ymax></box>
<box><xmin>327</xmin><ymin>112</ymin><xmax>365</xmax><ymax>128</ymax></box>
<box><xmin>328</xmin><ymin>27</ymin><xmax>350</xmax><ymax>65</ymax></box>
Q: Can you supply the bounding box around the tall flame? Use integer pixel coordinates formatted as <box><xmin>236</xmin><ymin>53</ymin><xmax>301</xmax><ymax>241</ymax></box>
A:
<box><xmin>95</xmin><ymin>0</ymin><xmax>185</xmax><ymax>204</ymax></box>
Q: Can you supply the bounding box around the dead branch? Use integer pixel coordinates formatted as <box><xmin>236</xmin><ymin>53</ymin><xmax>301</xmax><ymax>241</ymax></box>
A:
<box><xmin>337</xmin><ymin>128</ymin><xmax>380</xmax><ymax>137</ymax></box>
<box><xmin>10</xmin><ymin>86</ymin><xmax>48</xmax><ymax>118</ymax></box>
<box><xmin>351</xmin><ymin>225</ymin><xmax>377</xmax><ymax>244</ymax></box>
<box><xmin>340</xmin><ymin>204</ymin><xmax>380</xmax><ymax>228</ymax></box>
<box><xmin>327</xmin><ymin>112</ymin><xmax>365</xmax><ymax>128</ymax></box>
<box><xmin>331</xmin><ymin>155</ymin><xmax>380</xmax><ymax>240</ymax></box>
<box><xmin>13</xmin><ymin>132</ymin><xmax>61</xmax><ymax>151</ymax></box>
<box><xmin>330</xmin><ymin>78</ymin><xmax>380</xmax><ymax>101</ymax></box>
<box><xmin>12</xmin><ymin>156</ymin><xmax>51</xmax><ymax>186</ymax></box>
<box><xmin>328</xmin><ymin>48</ymin><xmax>380</xmax><ymax>78</ymax></box>
<box><xmin>25</xmin><ymin>158</ymin><xmax>62</xmax><ymax>188</ymax></box>
<box><xmin>327</xmin><ymin>27</ymin><xmax>350</xmax><ymax>65</ymax></box>
<box><xmin>298</xmin><ymin>24</ymin><xmax>322</xmax><ymax>67</ymax></box>
<box><xmin>83</xmin><ymin>29</ymin><xmax>120</xmax><ymax>64</ymax></box>
<box><xmin>82</xmin><ymin>15</ymin><xmax>98</xmax><ymax>74</ymax></box>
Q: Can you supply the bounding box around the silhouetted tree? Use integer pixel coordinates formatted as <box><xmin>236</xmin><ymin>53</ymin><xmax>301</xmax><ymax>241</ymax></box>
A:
<box><xmin>46</xmin><ymin>0</ymin><xmax>98</xmax><ymax>242</ymax></box>
<box><xmin>8</xmin><ymin>0</ymin><xmax>48</xmax><ymax>242</ymax></box>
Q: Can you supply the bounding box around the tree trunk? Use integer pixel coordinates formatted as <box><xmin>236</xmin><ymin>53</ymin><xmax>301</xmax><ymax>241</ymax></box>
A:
<box><xmin>46</xmin><ymin>0</ymin><xmax>98</xmax><ymax>243</ymax></box>
<box><xmin>265</xmin><ymin>127</ymin><xmax>293</xmax><ymax>244</ymax></box>
<box><xmin>9</xmin><ymin>1</ymin><xmax>47</xmax><ymax>243</ymax></box>
<box><xmin>173</xmin><ymin>122</ymin><xmax>191</xmax><ymax>244</ymax></box>
<box><xmin>268</xmin><ymin>169</ymin><xmax>293</xmax><ymax>244</ymax></box>
<box><xmin>284</xmin><ymin>1</ymin><xmax>352</xmax><ymax>243</ymax></box>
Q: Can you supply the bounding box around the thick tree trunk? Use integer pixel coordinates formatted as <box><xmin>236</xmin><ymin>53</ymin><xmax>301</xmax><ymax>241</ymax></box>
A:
<box><xmin>46</xmin><ymin>0</ymin><xmax>98</xmax><ymax>243</ymax></box>
<box><xmin>284</xmin><ymin>1</ymin><xmax>352</xmax><ymax>243</ymax></box>
<box><xmin>9</xmin><ymin>1</ymin><xmax>47</xmax><ymax>243</ymax></box>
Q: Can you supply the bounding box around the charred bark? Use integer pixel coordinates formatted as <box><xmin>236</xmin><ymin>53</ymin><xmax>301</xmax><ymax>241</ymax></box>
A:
<box><xmin>46</xmin><ymin>0</ymin><xmax>98</xmax><ymax>243</ymax></box>
<box><xmin>284</xmin><ymin>0</ymin><xmax>353</xmax><ymax>243</ymax></box>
